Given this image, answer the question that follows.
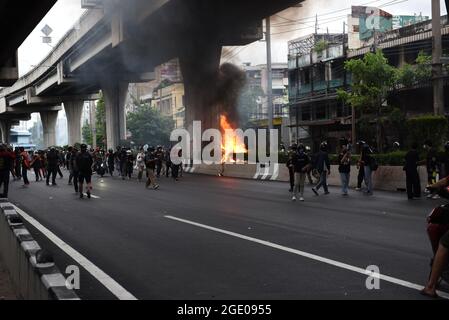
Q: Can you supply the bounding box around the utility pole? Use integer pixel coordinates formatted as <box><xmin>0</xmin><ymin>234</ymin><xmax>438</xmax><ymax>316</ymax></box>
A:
<box><xmin>266</xmin><ymin>17</ymin><xmax>273</xmax><ymax>131</ymax></box>
<box><xmin>342</xmin><ymin>21</ymin><xmax>355</xmax><ymax>144</ymax></box>
<box><xmin>432</xmin><ymin>0</ymin><xmax>445</xmax><ymax>115</ymax></box>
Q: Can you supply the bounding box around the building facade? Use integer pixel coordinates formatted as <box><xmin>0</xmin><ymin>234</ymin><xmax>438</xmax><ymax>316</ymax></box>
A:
<box><xmin>287</xmin><ymin>10</ymin><xmax>449</xmax><ymax>152</ymax></box>
<box><xmin>242</xmin><ymin>63</ymin><xmax>290</xmax><ymax>144</ymax></box>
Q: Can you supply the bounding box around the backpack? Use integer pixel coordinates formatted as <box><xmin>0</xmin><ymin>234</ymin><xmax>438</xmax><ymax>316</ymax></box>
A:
<box><xmin>370</xmin><ymin>157</ymin><xmax>379</xmax><ymax>171</ymax></box>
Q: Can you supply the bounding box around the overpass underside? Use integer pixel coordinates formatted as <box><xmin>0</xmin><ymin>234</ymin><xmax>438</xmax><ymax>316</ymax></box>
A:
<box><xmin>0</xmin><ymin>0</ymin><xmax>304</xmax><ymax>148</ymax></box>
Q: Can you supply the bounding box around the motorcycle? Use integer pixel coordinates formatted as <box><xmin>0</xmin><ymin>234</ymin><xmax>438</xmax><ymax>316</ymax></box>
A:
<box><xmin>94</xmin><ymin>159</ymin><xmax>107</xmax><ymax>177</ymax></box>
<box><xmin>426</xmin><ymin>182</ymin><xmax>449</xmax><ymax>285</ymax></box>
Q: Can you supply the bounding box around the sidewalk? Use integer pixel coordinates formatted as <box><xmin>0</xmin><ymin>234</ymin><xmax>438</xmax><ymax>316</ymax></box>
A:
<box><xmin>0</xmin><ymin>257</ymin><xmax>17</xmax><ymax>300</ymax></box>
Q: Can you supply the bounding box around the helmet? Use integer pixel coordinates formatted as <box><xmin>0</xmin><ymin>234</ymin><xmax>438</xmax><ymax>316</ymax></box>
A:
<box><xmin>126</xmin><ymin>150</ymin><xmax>132</xmax><ymax>155</ymax></box>
<box><xmin>80</xmin><ymin>144</ymin><xmax>88</xmax><ymax>150</ymax></box>
<box><xmin>320</xmin><ymin>142</ymin><xmax>328</xmax><ymax>151</ymax></box>
<box><xmin>298</xmin><ymin>143</ymin><xmax>305</xmax><ymax>152</ymax></box>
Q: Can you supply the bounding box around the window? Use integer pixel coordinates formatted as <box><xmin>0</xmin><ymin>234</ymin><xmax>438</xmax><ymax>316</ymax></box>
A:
<box><xmin>302</xmin><ymin>106</ymin><xmax>312</xmax><ymax>121</ymax></box>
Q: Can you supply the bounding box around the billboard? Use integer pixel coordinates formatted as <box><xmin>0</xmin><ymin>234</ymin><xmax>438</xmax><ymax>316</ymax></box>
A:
<box><xmin>392</xmin><ymin>15</ymin><xmax>429</xmax><ymax>29</ymax></box>
<box><xmin>352</xmin><ymin>6</ymin><xmax>393</xmax><ymax>40</ymax></box>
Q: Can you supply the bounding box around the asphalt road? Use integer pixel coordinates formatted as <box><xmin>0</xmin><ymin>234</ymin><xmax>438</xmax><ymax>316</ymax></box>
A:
<box><xmin>5</xmin><ymin>170</ymin><xmax>448</xmax><ymax>300</ymax></box>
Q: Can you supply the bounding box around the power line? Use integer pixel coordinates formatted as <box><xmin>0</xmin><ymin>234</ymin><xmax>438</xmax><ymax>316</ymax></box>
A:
<box><xmin>271</xmin><ymin>0</ymin><xmax>400</xmax><ymax>27</ymax></box>
<box><xmin>270</xmin><ymin>0</ymin><xmax>409</xmax><ymax>36</ymax></box>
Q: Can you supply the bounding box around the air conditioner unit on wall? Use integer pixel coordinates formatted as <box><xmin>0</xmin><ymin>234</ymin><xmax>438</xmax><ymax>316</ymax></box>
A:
<box><xmin>81</xmin><ymin>0</ymin><xmax>103</xmax><ymax>9</ymax></box>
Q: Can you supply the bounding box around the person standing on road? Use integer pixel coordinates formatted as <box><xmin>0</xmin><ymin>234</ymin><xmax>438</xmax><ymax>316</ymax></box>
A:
<box><xmin>46</xmin><ymin>148</ymin><xmax>59</xmax><ymax>186</ymax></box>
<box><xmin>106</xmin><ymin>149</ymin><xmax>115</xmax><ymax>177</ymax></box>
<box><xmin>56</xmin><ymin>149</ymin><xmax>64</xmax><ymax>179</ymax></box>
<box><xmin>291</xmin><ymin>144</ymin><xmax>311</xmax><ymax>202</ymax></box>
<box><xmin>404</xmin><ymin>142</ymin><xmax>421</xmax><ymax>200</ymax></box>
<box><xmin>165</xmin><ymin>148</ymin><xmax>172</xmax><ymax>178</ymax></box>
<box><xmin>355</xmin><ymin>141</ymin><xmax>366</xmax><ymax>191</ymax></box>
<box><xmin>30</xmin><ymin>151</ymin><xmax>43</xmax><ymax>182</ymax></box>
<box><xmin>155</xmin><ymin>146</ymin><xmax>164</xmax><ymax>178</ymax></box>
<box><xmin>312</xmin><ymin>142</ymin><xmax>331</xmax><ymax>196</ymax></box>
<box><xmin>14</xmin><ymin>147</ymin><xmax>21</xmax><ymax>181</ymax></box>
<box><xmin>19</xmin><ymin>147</ymin><xmax>30</xmax><ymax>187</ymax></box>
<box><xmin>136</xmin><ymin>148</ymin><xmax>145</xmax><ymax>182</ymax></box>
<box><xmin>423</xmin><ymin>141</ymin><xmax>440</xmax><ymax>199</ymax></box>
<box><xmin>145</xmin><ymin>147</ymin><xmax>159</xmax><ymax>190</ymax></box>
<box><xmin>67</xmin><ymin>147</ymin><xmax>74</xmax><ymax>185</ymax></box>
<box><xmin>125</xmin><ymin>150</ymin><xmax>134</xmax><ymax>180</ymax></box>
<box><xmin>286</xmin><ymin>144</ymin><xmax>297</xmax><ymax>193</ymax></box>
<box><xmin>69</xmin><ymin>147</ymin><xmax>80</xmax><ymax>193</ymax></box>
<box><xmin>361</xmin><ymin>144</ymin><xmax>375</xmax><ymax>196</ymax></box>
<box><xmin>0</xmin><ymin>145</ymin><xmax>14</xmax><ymax>198</ymax></box>
<box><xmin>76</xmin><ymin>144</ymin><xmax>94</xmax><ymax>199</ymax></box>
<box><xmin>338</xmin><ymin>144</ymin><xmax>352</xmax><ymax>196</ymax></box>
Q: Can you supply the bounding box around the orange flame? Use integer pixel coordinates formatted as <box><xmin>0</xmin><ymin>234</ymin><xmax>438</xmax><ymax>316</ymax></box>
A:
<box><xmin>220</xmin><ymin>115</ymin><xmax>247</xmax><ymax>163</ymax></box>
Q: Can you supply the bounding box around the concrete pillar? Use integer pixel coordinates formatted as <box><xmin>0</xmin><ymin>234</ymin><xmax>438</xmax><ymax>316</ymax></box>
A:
<box><xmin>0</xmin><ymin>120</ymin><xmax>12</xmax><ymax>144</ymax></box>
<box><xmin>101</xmin><ymin>81</ymin><xmax>128</xmax><ymax>150</ymax></box>
<box><xmin>64</xmin><ymin>100</ymin><xmax>84</xmax><ymax>146</ymax></box>
<box><xmin>40</xmin><ymin>110</ymin><xmax>59</xmax><ymax>148</ymax></box>
<box><xmin>179</xmin><ymin>41</ymin><xmax>222</xmax><ymax>132</ymax></box>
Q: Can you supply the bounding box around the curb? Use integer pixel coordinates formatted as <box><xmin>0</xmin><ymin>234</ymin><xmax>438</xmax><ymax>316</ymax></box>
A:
<box><xmin>0</xmin><ymin>199</ymin><xmax>80</xmax><ymax>300</ymax></box>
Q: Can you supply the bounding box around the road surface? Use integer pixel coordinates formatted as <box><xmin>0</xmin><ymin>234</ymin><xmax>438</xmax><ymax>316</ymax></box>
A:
<box><xmin>6</xmin><ymin>171</ymin><xmax>448</xmax><ymax>300</ymax></box>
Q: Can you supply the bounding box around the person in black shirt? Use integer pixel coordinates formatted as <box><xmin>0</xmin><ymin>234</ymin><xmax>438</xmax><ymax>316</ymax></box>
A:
<box><xmin>69</xmin><ymin>147</ymin><xmax>79</xmax><ymax>193</ymax></box>
<box><xmin>292</xmin><ymin>144</ymin><xmax>311</xmax><ymax>202</ymax></box>
<box><xmin>155</xmin><ymin>146</ymin><xmax>164</xmax><ymax>178</ymax></box>
<box><xmin>145</xmin><ymin>148</ymin><xmax>159</xmax><ymax>190</ymax></box>
<box><xmin>76</xmin><ymin>144</ymin><xmax>94</xmax><ymax>199</ymax></box>
<box><xmin>107</xmin><ymin>149</ymin><xmax>115</xmax><ymax>177</ymax></box>
<box><xmin>338</xmin><ymin>144</ymin><xmax>352</xmax><ymax>196</ymax></box>
<box><xmin>312</xmin><ymin>142</ymin><xmax>331</xmax><ymax>196</ymax></box>
<box><xmin>360</xmin><ymin>144</ymin><xmax>374</xmax><ymax>195</ymax></box>
<box><xmin>404</xmin><ymin>142</ymin><xmax>421</xmax><ymax>200</ymax></box>
<box><xmin>0</xmin><ymin>145</ymin><xmax>14</xmax><ymax>198</ymax></box>
<box><xmin>46</xmin><ymin>148</ymin><xmax>59</xmax><ymax>186</ymax></box>
<box><xmin>125</xmin><ymin>150</ymin><xmax>134</xmax><ymax>179</ymax></box>
<box><xmin>286</xmin><ymin>144</ymin><xmax>297</xmax><ymax>193</ymax></box>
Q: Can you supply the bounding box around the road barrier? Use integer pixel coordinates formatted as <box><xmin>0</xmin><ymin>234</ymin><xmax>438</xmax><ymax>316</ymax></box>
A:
<box><xmin>185</xmin><ymin>163</ymin><xmax>428</xmax><ymax>192</ymax></box>
<box><xmin>0</xmin><ymin>200</ymin><xmax>79</xmax><ymax>300</ymax></box>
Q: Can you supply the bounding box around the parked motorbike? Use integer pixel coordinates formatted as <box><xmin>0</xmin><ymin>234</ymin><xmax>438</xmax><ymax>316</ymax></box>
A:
<box><xmin>426</xmin><ymin>183</ymin><xmax>449</xmax><ymax>285</ymax></box>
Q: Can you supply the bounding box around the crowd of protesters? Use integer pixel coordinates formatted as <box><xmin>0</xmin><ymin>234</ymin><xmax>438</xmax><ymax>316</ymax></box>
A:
<box><xmin>0</xmin><ymin>143</ymin><xmax>182</xmax><ymax>200</ymax></box>
<box><xmin>286</xmin><ymin>138</ymin><xmax>378</xmax><ymax>202</ymax></box>
<box><xmin>285</xmin><ymin>138</ymin><xmax>449</xmax><ymax>202</ymax></box>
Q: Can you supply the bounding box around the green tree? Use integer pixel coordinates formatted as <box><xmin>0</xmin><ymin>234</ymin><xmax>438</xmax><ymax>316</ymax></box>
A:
<box><xmin>414</xmin><ymin>51</ymin><xmax>432</xmax><ymax>82</ymax></box>
<box><xmin>127</xmin><ymin>103</ymin><xmax>174</xmax><ymax>146</ymax></box>
<box><xmin>338</xmin><ymin>50</ymin><xmax>398</xmax><ymax>152</ymax></box>
<box><xmin>82</xmin><ymin>95</ymin><xmax>106</xmax><ymax>148</ymax></box>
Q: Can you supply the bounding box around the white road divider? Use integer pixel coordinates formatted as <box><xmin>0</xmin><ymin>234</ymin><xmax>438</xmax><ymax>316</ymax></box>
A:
<box><xmin>164</xmin><ymin>215</ymin><xmax>449</xmax><ymax>300</ymax></box>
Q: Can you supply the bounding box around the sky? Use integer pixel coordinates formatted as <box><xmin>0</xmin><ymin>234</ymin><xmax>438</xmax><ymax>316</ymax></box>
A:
<box><xmin>19</xmin><ymin>0</ymin><xmax>448</xmax><ymax>75</ymax></box>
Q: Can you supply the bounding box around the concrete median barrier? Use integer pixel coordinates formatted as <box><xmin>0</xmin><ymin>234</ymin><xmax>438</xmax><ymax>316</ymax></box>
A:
<box><xmin>185</xmin><ymin>163</ymin><xmax>429</xmax><ymax>192</ymax></box>
<box><xmin>0</xmin><ymin>200</ymin><xmax>79</xmax><ymax>300</ymax></box>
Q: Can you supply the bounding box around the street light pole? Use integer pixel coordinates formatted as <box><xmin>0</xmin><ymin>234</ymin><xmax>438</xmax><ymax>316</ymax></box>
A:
<box><xmin>266</xmin><ymin>17</ymin><xmax>273</xmax><ymax>131</ymax></box>
<box><xmin>432</xmin><ymin>0</ymin><xmax>445</xmax><ymax>115</ymax></box>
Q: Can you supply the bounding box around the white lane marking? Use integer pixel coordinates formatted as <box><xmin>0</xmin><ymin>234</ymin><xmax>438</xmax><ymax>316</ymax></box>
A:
<box><xmin>164</xmin><ymin>215</ymin><xmax>449</xmax><ymax>299</ymax></box>
<box><xmin>12</xmin><ymin>204</ymin><xmax>137</xmax><ymax>300</ymax></box>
